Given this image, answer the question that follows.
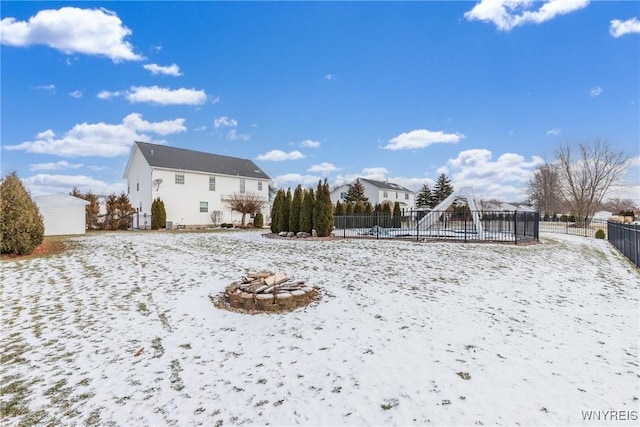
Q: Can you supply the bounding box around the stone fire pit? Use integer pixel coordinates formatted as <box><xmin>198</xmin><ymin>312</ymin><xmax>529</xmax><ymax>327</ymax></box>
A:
<box><xmin>214</xmin><ymin>270</ymin><xmax>318</xmax><ymax>313</ymax></box>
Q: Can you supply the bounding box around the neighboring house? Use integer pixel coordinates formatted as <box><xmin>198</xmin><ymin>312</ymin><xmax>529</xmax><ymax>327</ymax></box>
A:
<box><xmin>123</xmin><ymin>141</ymin><xmax>272</xmax><ymax>228</ymax></box>
<box><xmin>34</xmin><ymin>193</ymin><xmax>89</xmax><ymax>236</ymax></box>
<box><xmin>330</xmin><ymin>178</ymin><xmax>415</xmax><ymax>209</ymax></box>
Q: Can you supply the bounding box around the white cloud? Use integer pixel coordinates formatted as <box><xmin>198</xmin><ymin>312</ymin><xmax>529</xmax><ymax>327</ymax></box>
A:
<box><xmin>546</xmin><ymin>128</ymin><xmax>561</xmax><ymax>135</ymax></box>
<box><xmin>610</xmin><ymin>17</ymin><xmax>640</xmax><ymax>38</ymax></box>
<box><xmin>256</xmin><ymin>150</ymin><xmax>305</xmax><ymax>161</ymax></box>
<box><xmin>34</xmin><ymin>84</ymin><xmax>55</xmax><ymax>92</ymax></box>
<box><xmin>300</xmin><ymin>139</ymin><xmax>321</xmax><ymax>148</ymax></box>
<box><xmin>443</xmin><ymin>148</ymin><xmax>545</xmax><ymax>201</ymax></box>
<box><xmin>325</xmin><ymin>74</ymin><xmax>334</xmax><ymax>81</ymax></box>
<box><xmin>126</xmin><ymin>86</ymin><xmax>207</xmax><ymax>105</ymax></box>
<box><xmin>333</xmin><ymin>167</ymin><xmax>390</xmax><ymax>187</ymax></box>
<box><xmin>210</xmin><ymin>96</ymin><xmax>221</xmax><ymax>105</ymax></box>
<box><xmin>307</xmin><ymin>162</ymin><xmax>339</xmax><ymax>174</ymax></box>
<box><xmin>69</xmin><ymin>90</ymin><xmax>83</xmax><ymax>98</ymax></box>
<box><xmin>590</xmin><ymin>86</ymin><xmax>603</xmax><ymax>97</ymax></box>
<box><xmin>227</xmin><ymin>129</ymin><xmax>251</xmax><ymax>142</ymax></box>
<box><xmin>193</xmin><ymin>125</ymin><xmax>207</xmax><ymax>132</ymax></box>
<box><xmin>23</xmin><ymin>174</ymin><xmax>125</xmax><ymax>197</ymax></box>
<box><xmin>143</xmin><ymin>63</ymin><xmax>183</xmax><ymax>76</ymax></box>
<box><xmin>274</xmin><ymin>173</ymin><xmax>323</xmax><ymax>188</ymax></box>
<box><xmin>464</xmin><ymin>0</ymin><xmax>589</xmax><ymax>32</ymax></box>
<box><xmin>97</xmin><ymin>90</ymin><xmax>121</xmax><ymax>100</ymax></box>
<box><xmin>30</xmin><ymin>160</ymin><xmax>84</xmax><ymax>171</ymax></box>
<box><xmin>4</xmin><ymin>113</ymin><xmax>186</xmax><ymax>157</ymax></box>
<box><xmin>383</xmin><ymin>129</ymin><xmax>465</xmax><ymax>151</ymax></box>
<box><xmin>214</xmin><ymin>116</ymin><xmax>238</xmax><ymax>128</ymax></box>
<box><xmin>0</xmin><ymin>7</ymin><xmax>143</xmax><ymax>62</ymax></box>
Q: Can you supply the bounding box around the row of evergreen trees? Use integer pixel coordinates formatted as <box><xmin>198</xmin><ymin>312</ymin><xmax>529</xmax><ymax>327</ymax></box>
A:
<box><xmin>415</xmin><ymin>173</ymin><xmax>454</xmax><ymax>208</ymax></box>
<box><xmin>70</xmin><ymin>187</ymin><xmax>135</xmax><ymax>230</ymax></box>
<box><xmin>270</xmin><ymin>179</ymin><xmax>334</xmax><ymax>237</ymax></box>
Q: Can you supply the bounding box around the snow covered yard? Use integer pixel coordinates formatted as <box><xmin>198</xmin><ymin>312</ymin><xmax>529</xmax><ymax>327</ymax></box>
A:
<box><xmin>1</xmin><ymin>231</ymin><xmax>639</xmax><ymax>426</ymax></box>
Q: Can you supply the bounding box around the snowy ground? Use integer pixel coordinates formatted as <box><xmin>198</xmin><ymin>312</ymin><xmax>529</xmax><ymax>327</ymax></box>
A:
<box><xmin>1</xmin><ymin>231</ymin><xmax>639</xmax><ymax>426</ymax></box>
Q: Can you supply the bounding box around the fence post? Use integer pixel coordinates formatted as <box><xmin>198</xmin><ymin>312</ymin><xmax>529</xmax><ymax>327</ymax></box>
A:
<box><xmin>514</xmin><ymin>210</ymin><xmax>518</xmax><ymax>244</ymax></box>
<box><xmin>464</xmin><ymin>215</ymin><xmax>467</xmax><ymax>243</ymax></box>
<box><xmin>343</xmin><ymin>213</ymin><xmax>346</xmax><ymax>238</ymax></box>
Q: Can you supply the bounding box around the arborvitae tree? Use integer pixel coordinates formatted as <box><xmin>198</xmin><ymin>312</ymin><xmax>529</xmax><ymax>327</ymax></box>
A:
<box><xmin>289</xmin><ymin>185</ymin><xmax>303</xmax><ymax>234</ymax></box>
<box><xmin>313</xmin><ymin>179</ymin><xmax>333</xmax><ymax>237</ymax></box>
<box><xmin>345</xmin><ymin>202</ymin><xmax>354</xmax><ymax>215</ymax></box>
<box><xmin>374</xmin><ymin>203</ymin><xmax>382</xmax><ymax>213</ymax></box>
<box><xmin>151</xmin><ymin>197</ymin><xmax>167</xmax><ymax>230</ymax></box>
<box><xmin>354</xmin><ymin>200</ymin><xmax>365</xmax><ymax>214</ymax></box>
<box><xmin>364</xmin><ymin>202</ymin><xmax>373</xmax><ymax>214</ymax></box>
<box><xmin>335</xmin><ymin>200</ymin><xmax>344</xmax><ymax>215</ymax></box>
<box><xmin>253</xmin><ymin>211</ymin><xmax>264</xmax><ymax>228</ymax></box>
<box><xmin>0</xmin><ymin>172</ymin><xmax>45</xmax><ymax>255</ymax></box>
<box><xmin>270</xmin><ymin>189</ymin><xmax>284</xmax><ymax>233</ymax></box>
<box><xmin>393</xmin><ymin>201</ymin><xmax>402</xmax><ymax>227</ymax></box>
<box><xmin>278</xmin><ymin>188</ymin><xmax>292</xmax><ymax>232</ymax></box>
<box><xmin>430</xmin><ymin>173</ymin><xmax>454</xmax><ymax>208</ymax></box>
<box><xmin>381</xmin><ymin>202</ymin><xmax>392</xmax><ymax>227</ymax></box>
<box><xmin>416</xmin><ymin>184</ymin><xmax>432</xmax><ymax>207</ymax></box>
<box><xmin>300</xmin><ymin>188</ymin><xmax>315</xmax><ymax>233</ymax></box>
<box><xmin>344</xmin><ymin>178</ymin><xmax>369</xmax><ymax>203</ymax></box>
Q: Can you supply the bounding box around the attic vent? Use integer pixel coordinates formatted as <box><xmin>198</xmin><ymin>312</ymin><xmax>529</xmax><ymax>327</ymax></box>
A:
<box><xmin>151</xmin><ymin>149</ymin><xmax>154</xmax><ymax>155</ymax></box>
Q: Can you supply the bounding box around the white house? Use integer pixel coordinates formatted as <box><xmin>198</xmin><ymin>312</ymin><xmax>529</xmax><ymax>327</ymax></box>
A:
<box><xmin>123</xmin><ymin>141</ymin><xmax>272</xmax><ymax>228</ymax></box>
<box><xmin>34</xmin><ymin>193</ymin><xmax>89</xmax><ymax>236</ymax></box>
<box><xmin>330</xmin><ymin>178</ymin><xmax>415</xmax><ymax>209</ymax></box>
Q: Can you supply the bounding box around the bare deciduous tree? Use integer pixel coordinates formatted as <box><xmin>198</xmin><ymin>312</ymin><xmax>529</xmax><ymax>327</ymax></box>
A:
<box><xmin>556</xmin><ymin>139</ymin><xmax>629</xmax><ymax>222</ymax></box>
<box><xmin>527</xmin><ymin>163</ymin><xmax>563</xmax><ymax>217</ymax></box>
<box><xmin>210</xmin><ymin>210</ymin><xmax>222</xmax><ymax>226</ymax></box>
<box><xmin>225</xmin><ymin>192</ymin><xmax>266</xmax><ymax>227</ymax></box>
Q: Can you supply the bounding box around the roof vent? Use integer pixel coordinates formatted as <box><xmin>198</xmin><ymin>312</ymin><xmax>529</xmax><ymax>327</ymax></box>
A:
<box><xmin>151</xmin><ymin>149</ymin><xmax>154</xmax><ymax>155</ymax></box>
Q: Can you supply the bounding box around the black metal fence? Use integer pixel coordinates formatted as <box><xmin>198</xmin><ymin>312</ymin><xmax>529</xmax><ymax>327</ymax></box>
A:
<box><xmin>537</xmin><ymin>217</ymin><xmax>608</xmax><ymax>238</ymax></box>
<box><xmin>607</xmin><ymin>221</ymin><xmax>640</xmax><ymax>267</ymax></box>
<box><xmin>333</xmin><ymin>210</ymin><xmax>539</xmax><ymax>244</ymax></box>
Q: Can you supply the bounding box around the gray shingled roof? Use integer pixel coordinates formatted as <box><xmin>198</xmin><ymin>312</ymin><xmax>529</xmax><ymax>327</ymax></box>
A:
<box><xmin>135</xmin><ymin>141</ymin><xmax>270</xmax><ymax>180</ymax></box>
<box><xmin>360</xmin><ymin>178</ymin><xmax>412</xmax><ymax>193</ymax></box>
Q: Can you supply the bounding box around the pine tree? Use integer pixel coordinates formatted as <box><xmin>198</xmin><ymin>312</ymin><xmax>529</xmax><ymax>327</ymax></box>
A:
<box><xmin>344</xmin><ymin>178</ymin><xmax>369</xmax><ymax>203</ymax></box>
<box><xmin>416</xmin><ymin>184</ymin><xmax>432</xmax><ymax>207</ymax></box>
<box><xmin>116</xmin><ymin>192</ymin><xmax>135</xmax><ymax>230</ymax></box>
<box><xmin>313</xmin><ymin>179</ymin><xmax>333</xmax><ymax>237</ymax></box>
<box><xmin>270</xmin><ymin>189</ymin><xmax>284</xmax><ymax>233</ymax></box>
<box><xmin>69</xmin><ymin>187</ymin><xmax>100</xmax><ymax>230</ymax></box>
<box><xmin>300</xmin><ymin>188</ymin><xmax>315</xmax><ymax>233</ymax></box>
<box><xmin>430</xmin><ymin>173</ymin><xmax>454</xmax><ymax>208</ymax></box>
<box><xmin>1</xmin><ymin>172</ymin><xmax>44</xmax><ymax>255</ymax></box>
<box><xmin>289</xmin><ymin>185</ymin><xmax>303</xmax><ymax>234</ymax></box>
<box><xmin>151</xmin><ymin>197</ymin><xmax>167</xmax><ymax>230</ymax></box>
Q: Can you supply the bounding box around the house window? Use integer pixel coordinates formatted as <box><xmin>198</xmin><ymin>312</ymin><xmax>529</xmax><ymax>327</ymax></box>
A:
<box><xmin>340</xmin><ymin>192</ymin><xmax>347</xmax><ymax>200</ymax></box>
<box><xmin>199</xmin><ymin>202</ymin><xmax>208</xmax><ymax>213</ymax></box>
<box><xmin>396</xmin><ymin>192</ymin><xmax>399</xmax><ymax>199</ymax></box>
<box><xmin>258</xmin><ymin>181</ymin><xmax>263</xmax><ymax>191</ymax></box>
<box><xmin>209</xmin><ymin>176</ymin><xmax>216</xmax><ymax>191</ymax></box>
<box><xmin>240</xmin><ymin>179</ymin><xmax>246</xmax><ymax>194</ymax></box>
<box><xmin>383</xmin><ymin>191</ymin><xmax>388</xmax><ymax>198</ymax></box>
<box><xmin>405</xmin><ymin>193</ymin><xmax>409</xmax><ymax>200</ymax></box>
<box><xmin>136</xmin><ymin>182</ymin><xmax>139</xmax><ymax>191</ymax></box>
<box><xmin>175</xmin><ymin>173</ymin><xmax>185</xmax><ymax>184</ymax></box>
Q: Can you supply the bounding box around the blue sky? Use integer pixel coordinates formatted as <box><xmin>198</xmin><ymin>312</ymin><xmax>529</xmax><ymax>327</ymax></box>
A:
<box><xmin>2</xmin><ymin>1</ymin><xmax>639</xmax><ymax>204</ymax></box>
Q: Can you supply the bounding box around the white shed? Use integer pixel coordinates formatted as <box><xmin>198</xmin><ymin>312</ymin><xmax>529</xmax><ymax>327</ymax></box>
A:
<box><xmin>34</xmin><ymin>193</ymin><xmax>89</xmax><ymax>236</ymax></box>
